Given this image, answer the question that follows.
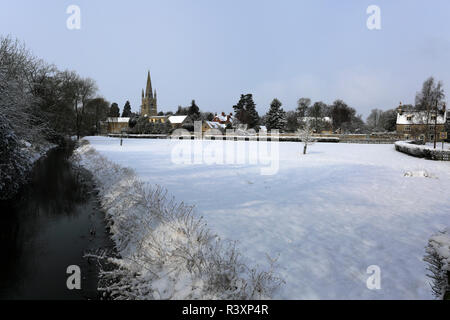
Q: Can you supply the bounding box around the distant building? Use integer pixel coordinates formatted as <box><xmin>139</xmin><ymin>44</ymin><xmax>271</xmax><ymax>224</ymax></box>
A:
<box><xmin>396</xmin><ymin>104</ymin><xmax>447</xmax><ymax>141</ymax></box>
<box><xmin>141</xmin><ymin>71</ymin><xmax>157</xmax><ymax>117</ymax></box>
<box><xmin>201</xmin><ymin>112</ymin><xmax>233</xmax><ymax>133</ymax></box>
<box><xmin>259</xmin><ymin>125</ymin><xmax>267</xmax><ymax>133</ymax></box>
<box><xmin>202</xmin><ymin>121</ymin><xmax>226</xmax><ymax>133</ymax></box>
<box><xmin>168</xmin><ymin>115</ymin><xmax>192</xmax><ymax>129</ymax></box>
<box><xmin>101</xmin><ymin>117</ymin><xmax>130</xmax><ymax>134</ymax></box>
<box><xmin>148</xmin><ymin>115</ymin><xmax>168</xmax><ymax>124</ymax></box>
<box><xmin>212</xmin><ymin>112</ymin><xmax>234</xmax><ymax>125</ymax></box>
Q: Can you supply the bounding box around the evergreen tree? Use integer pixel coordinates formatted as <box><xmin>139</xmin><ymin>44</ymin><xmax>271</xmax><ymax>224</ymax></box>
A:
<box><xmin>265</xmin><ymin>98</ymin><xmax>286</xmax><ymax>131</ymax></box>
<box><xmin>122</xmin><ymin>101</ymin><xmax>132</xmax><ymax>117</ymax></box>
<box><xmin>175</xmin><ymin>105</ymin><xmax>189</xmax><ymax>115</ymax></box>
<box><xmin>233</xmin><ymin>94</ymin><xmax>246</xmax><ymax>123</ymax></box>
<box><xmin>233</xmin><ymin>94</ymin><xmax>260</xmax><ymax>128</ymax></box>
<box><xmin>187</xmin><ymin>99</ymin><xmax>201</xmax><ymax>120</ymax></box>
<box><xmin>109</xmin><ymin>102</ymin><xmax>120</xmax><ymax>117</ymax></box>
<box><xmin>245</xmin><ymin>94</ymin><xmax>260</xmax><ymax>128</ymax></box>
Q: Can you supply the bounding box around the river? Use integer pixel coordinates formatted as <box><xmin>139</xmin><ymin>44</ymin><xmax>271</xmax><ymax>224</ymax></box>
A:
<box><xmin>0</xmin><ymin>142</ymin><xmax>113</xmax><ymax>300</ymax></box>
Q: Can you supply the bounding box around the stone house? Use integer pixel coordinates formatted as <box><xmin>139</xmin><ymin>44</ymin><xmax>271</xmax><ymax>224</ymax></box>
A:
<box><xmin>396</xmin><ymin>106</ymin><xmax>447</xmax><ymax>142</ymax></box>
<box><xmin>101</xmin><ymin>117</ymin><xmax>130</xmax><ymax>134</ymax></box>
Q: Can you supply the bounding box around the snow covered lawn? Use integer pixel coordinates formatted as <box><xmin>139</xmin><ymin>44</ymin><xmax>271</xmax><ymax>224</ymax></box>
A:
<box><xmin>85</xmin><ymin>136</ymin><xmax>450</xmax><ymax>299</ymax></box>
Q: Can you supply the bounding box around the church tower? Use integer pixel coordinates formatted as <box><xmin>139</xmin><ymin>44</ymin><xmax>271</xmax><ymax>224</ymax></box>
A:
<box><xmin>141</xmin><ymin>71</ymin><xmax>157</xmax><ymax>116</ymax></box>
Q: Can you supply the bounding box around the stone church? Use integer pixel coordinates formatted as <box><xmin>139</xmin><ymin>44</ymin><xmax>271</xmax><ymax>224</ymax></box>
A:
<box><xmin>141</xmin><ymin>70</ymin><xmax>158</xmax><ymax>117</ymax></box>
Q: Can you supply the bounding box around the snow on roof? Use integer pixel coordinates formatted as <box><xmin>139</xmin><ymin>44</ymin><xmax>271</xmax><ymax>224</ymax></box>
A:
<box><xmin>259</xmin><ymin>125</ymin><xmax>267</xmax><ymax>131</ymax></box>
<box><xmin>214</xmin><ymin>114</ymin><xmax>233</xmax><ymax>122</ymax></box>
<box><xmin>106</xmin><ymin>117</ymin><xmax>130</xmax><ymax>123</ymax></box>
<box><xmin>168</xmin><ymin>115</ymin><xmax>188</xmax><ymax>124</ymax></box>
<box><xmin>205</xmin><ymin>121</ymin><xmax>226</xmax><ymax>129</ymax></box>
<box><xmin>396</xmin><ymin>111</ymin><xmax>447</xmax><ymax>125</ymax></box>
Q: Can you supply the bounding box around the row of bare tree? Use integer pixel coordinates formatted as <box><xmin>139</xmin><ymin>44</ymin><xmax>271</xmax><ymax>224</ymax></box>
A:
<box><xmin>0</xmin><ymin>36</ymin><xmax>110</xmax><ymax>199</ymax></box>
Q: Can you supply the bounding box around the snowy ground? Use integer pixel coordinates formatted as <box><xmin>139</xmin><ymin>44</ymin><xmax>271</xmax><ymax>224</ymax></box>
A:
<box><xmin>85</xmin><ymin>136</ymin><xmax>450</xmax><ymax>299</ymax></box>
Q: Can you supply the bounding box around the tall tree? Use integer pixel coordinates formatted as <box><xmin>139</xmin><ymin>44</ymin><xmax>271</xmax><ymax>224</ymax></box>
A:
<box><xmin>297</xmin><ymin>98</ymin><xmax>311</xmax><ymax>117</ymax></box>
<box><xmin>308</xmin><ymin>101</ymin><xmax>327</xmax><ymax>132</ymax></box>
<box><xmin>175</xmin><ymin>105</ymin><xmax>189</xmax><ymax>115</ymax></box>
<box><xmin>284</xmin><ymin>110</ymin><xmax>300</xmax><ymax>132</ymax></box>
<box><xmin>379</xmin><ymin>109</ymin><xmax>397</xmax><ymax>132</ymax></box>
<box><xmin>187</xmin><ymin>99</ymin><xmax>201</xmax><ymax>120</ymax></box>
<box><xmin>76</xmin><ymin>77</ymin><xmax>97</xmax><ymax>139</ymax></box>
<box><xmin>366</xmin><ymin>109</ymin><xmax>383</xmax><ymax>130</ymax></box>
<box><xmin>415</xmin><ymin>76</ymin><xmax>446</xmax><ymax>143</ymax></box>
<box><xmin>85</xmin><ymin>97</ymin><xmax>110</xmax><ymax>134</ymax></box>
<box><xmin>122</xmin><ymin>101</ymin><xmax>132</xmax><ymax>117</ymax></box>
<box><xmin>109</xmin><ymin>102</ymin><xmax>120</xmax><ymax>117</ymax></box>
<box><xmin>330</xmin><ymin>100</ymin><xmax>352</xmax><ymax>131</ymax></box>
<box><xmin>415</xmin><ymin>77</ymin><xmax>445</xmax><ymax>111</ymax></box>
<box><xmin>265</xmin><ymin>98</ymin><xmax>286</xmax><ymax>131</ymax></box>
<box><xmin>233</xmin><ymin>94</ymin><xmax>260</xmax><ymax>128</ymax></box>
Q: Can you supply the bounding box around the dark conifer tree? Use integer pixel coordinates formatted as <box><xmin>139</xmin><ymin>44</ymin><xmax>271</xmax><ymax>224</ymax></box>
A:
<box><xmin>122</xmin><ymin>101</ymin><xmax>132</xmax><ymax>117</ymax></box>
<box><xmin>109</xmin><ymin>102</ymin><xmax>120</xmax><ymax>117</ymax></box>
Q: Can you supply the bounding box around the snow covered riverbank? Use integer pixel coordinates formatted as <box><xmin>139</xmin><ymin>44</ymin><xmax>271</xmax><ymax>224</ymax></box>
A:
<box><xmin>74</xmin><ymin>141</ymin><xmax>282</xmax><ymax>300</ymax></box>
<box><xmin>83</xmin><ymin>136</ymin><xmax>450</xmax><ymax>299</ymax></box>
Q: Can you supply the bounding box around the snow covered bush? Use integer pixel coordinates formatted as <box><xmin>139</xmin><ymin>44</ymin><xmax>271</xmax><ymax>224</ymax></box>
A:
<box><xmin>395</xmin><ymin>141</ymin><xmax>450</xmax><ymax>161</ymax></box>
<box><xmin>424</xmin><ymin>230</ymin><xmax>450</xmax><ymax>299</ymax></box>
<box><xmin>0</xmin><ymin>113</ymin><xmax>32</xmax><ymax>200</ymax></box>
<box><xmin>74</xmin><ymin>141</ymin><xmax>283</xmax><ymax>300</ymax></box>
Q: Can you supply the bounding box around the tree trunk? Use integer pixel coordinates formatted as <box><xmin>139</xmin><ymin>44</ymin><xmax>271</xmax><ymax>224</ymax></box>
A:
<box><xmin>303</xmin><ymin>144</ymin><xmax>307</xmax><ymax>154</ymax></box>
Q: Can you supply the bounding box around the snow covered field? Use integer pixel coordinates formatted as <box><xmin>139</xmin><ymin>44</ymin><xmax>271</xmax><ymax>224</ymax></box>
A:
<box><xmin>85</xmin><ymin>136</ymin><xmax>450</xmax><ymax>299</ymax></box>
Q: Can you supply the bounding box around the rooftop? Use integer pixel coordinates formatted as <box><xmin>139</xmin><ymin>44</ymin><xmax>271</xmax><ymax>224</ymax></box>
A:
<box><xmin>396</xmin><ymin>111</ymin><xmax>447</xmax><ymax>125</ymax></box>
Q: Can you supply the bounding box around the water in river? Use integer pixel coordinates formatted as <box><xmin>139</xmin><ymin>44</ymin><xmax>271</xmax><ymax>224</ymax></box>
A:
<box><xmin>0</xmin><ymin>143</ymin><xmax>113</xmax><ymax>300</ymax></box>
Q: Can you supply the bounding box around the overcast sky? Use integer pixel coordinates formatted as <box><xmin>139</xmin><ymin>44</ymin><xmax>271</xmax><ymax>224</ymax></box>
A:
<box><xmin>1</xmin><ymin>0</ymin><xmax>449</xmax><ymax>117</ymax></box>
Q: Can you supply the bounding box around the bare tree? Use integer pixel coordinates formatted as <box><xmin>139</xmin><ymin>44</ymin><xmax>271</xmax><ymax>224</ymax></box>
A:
<box><xmin>297</xmin><ymin>121</ymin><xmax>315</xmax><ymax>154</ymax></box>
<box><xmin>415</xmin><ymin>77</ymin><xmax>445</xmax><ymax>143</ymax></box>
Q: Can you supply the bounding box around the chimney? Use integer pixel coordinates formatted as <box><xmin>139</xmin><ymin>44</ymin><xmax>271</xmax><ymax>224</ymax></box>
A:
<box><xmin>397</xmin><ymin>102</ymin><xmax>403</xmax><ymax>115</ymax></box>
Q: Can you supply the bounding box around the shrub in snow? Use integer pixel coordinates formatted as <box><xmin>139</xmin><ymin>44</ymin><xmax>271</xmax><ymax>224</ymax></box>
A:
<box><xmin>424</xmin><ymin>230</ymin><xmax>450</xmax><ymax>299</ymax></box>
<box><xmin>0</xmin><ymin>114</ymin><xmax>32</xmax><ymax>200</ymax></box>
<box><xmin>74</xmin><ymin>141</ymin><xmax>283</xmax><ymax>300</ymax></box>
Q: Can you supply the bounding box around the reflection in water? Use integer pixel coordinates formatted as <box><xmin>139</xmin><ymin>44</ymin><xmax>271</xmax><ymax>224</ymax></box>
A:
<box><xmin>0</xmin><ymin>142</ymin><xmax>113</xmax><ymax>300</ymax></box>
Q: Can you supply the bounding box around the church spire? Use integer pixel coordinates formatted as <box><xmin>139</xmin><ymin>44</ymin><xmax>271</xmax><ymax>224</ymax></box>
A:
<box><xmin>145</xmin><ymin>70</ymin><xmax>153</xmax><ymax>99</ymax></box>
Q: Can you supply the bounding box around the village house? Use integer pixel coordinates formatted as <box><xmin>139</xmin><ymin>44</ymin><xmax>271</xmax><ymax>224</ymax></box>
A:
<box><xmin>168</xmin><ymin>115</ymin><xmax>192</xmax><ymax>129</ymax></box>
<box><xmin>202</xmin><ymin>112</ymin><xmax>233</xmax><ymax>133</ymax></box>
<box><xmin>396</xmin><ymin>104</ymin><xmax>447</xmax><ymax>142</ymax></box>
<box><xmin>212</xmin><ymin>112</ymin><xmax>234</xmax><ymax>124</ymax></box>
<box><xmin>101</xmin><ymin>117</ymin><xmax>130</xmax><ymax>134</ymax></box>
<box><xmin>202</xmin><ymin>121</ymin><xmax>226</xmax><ymax>133</ymax></box>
